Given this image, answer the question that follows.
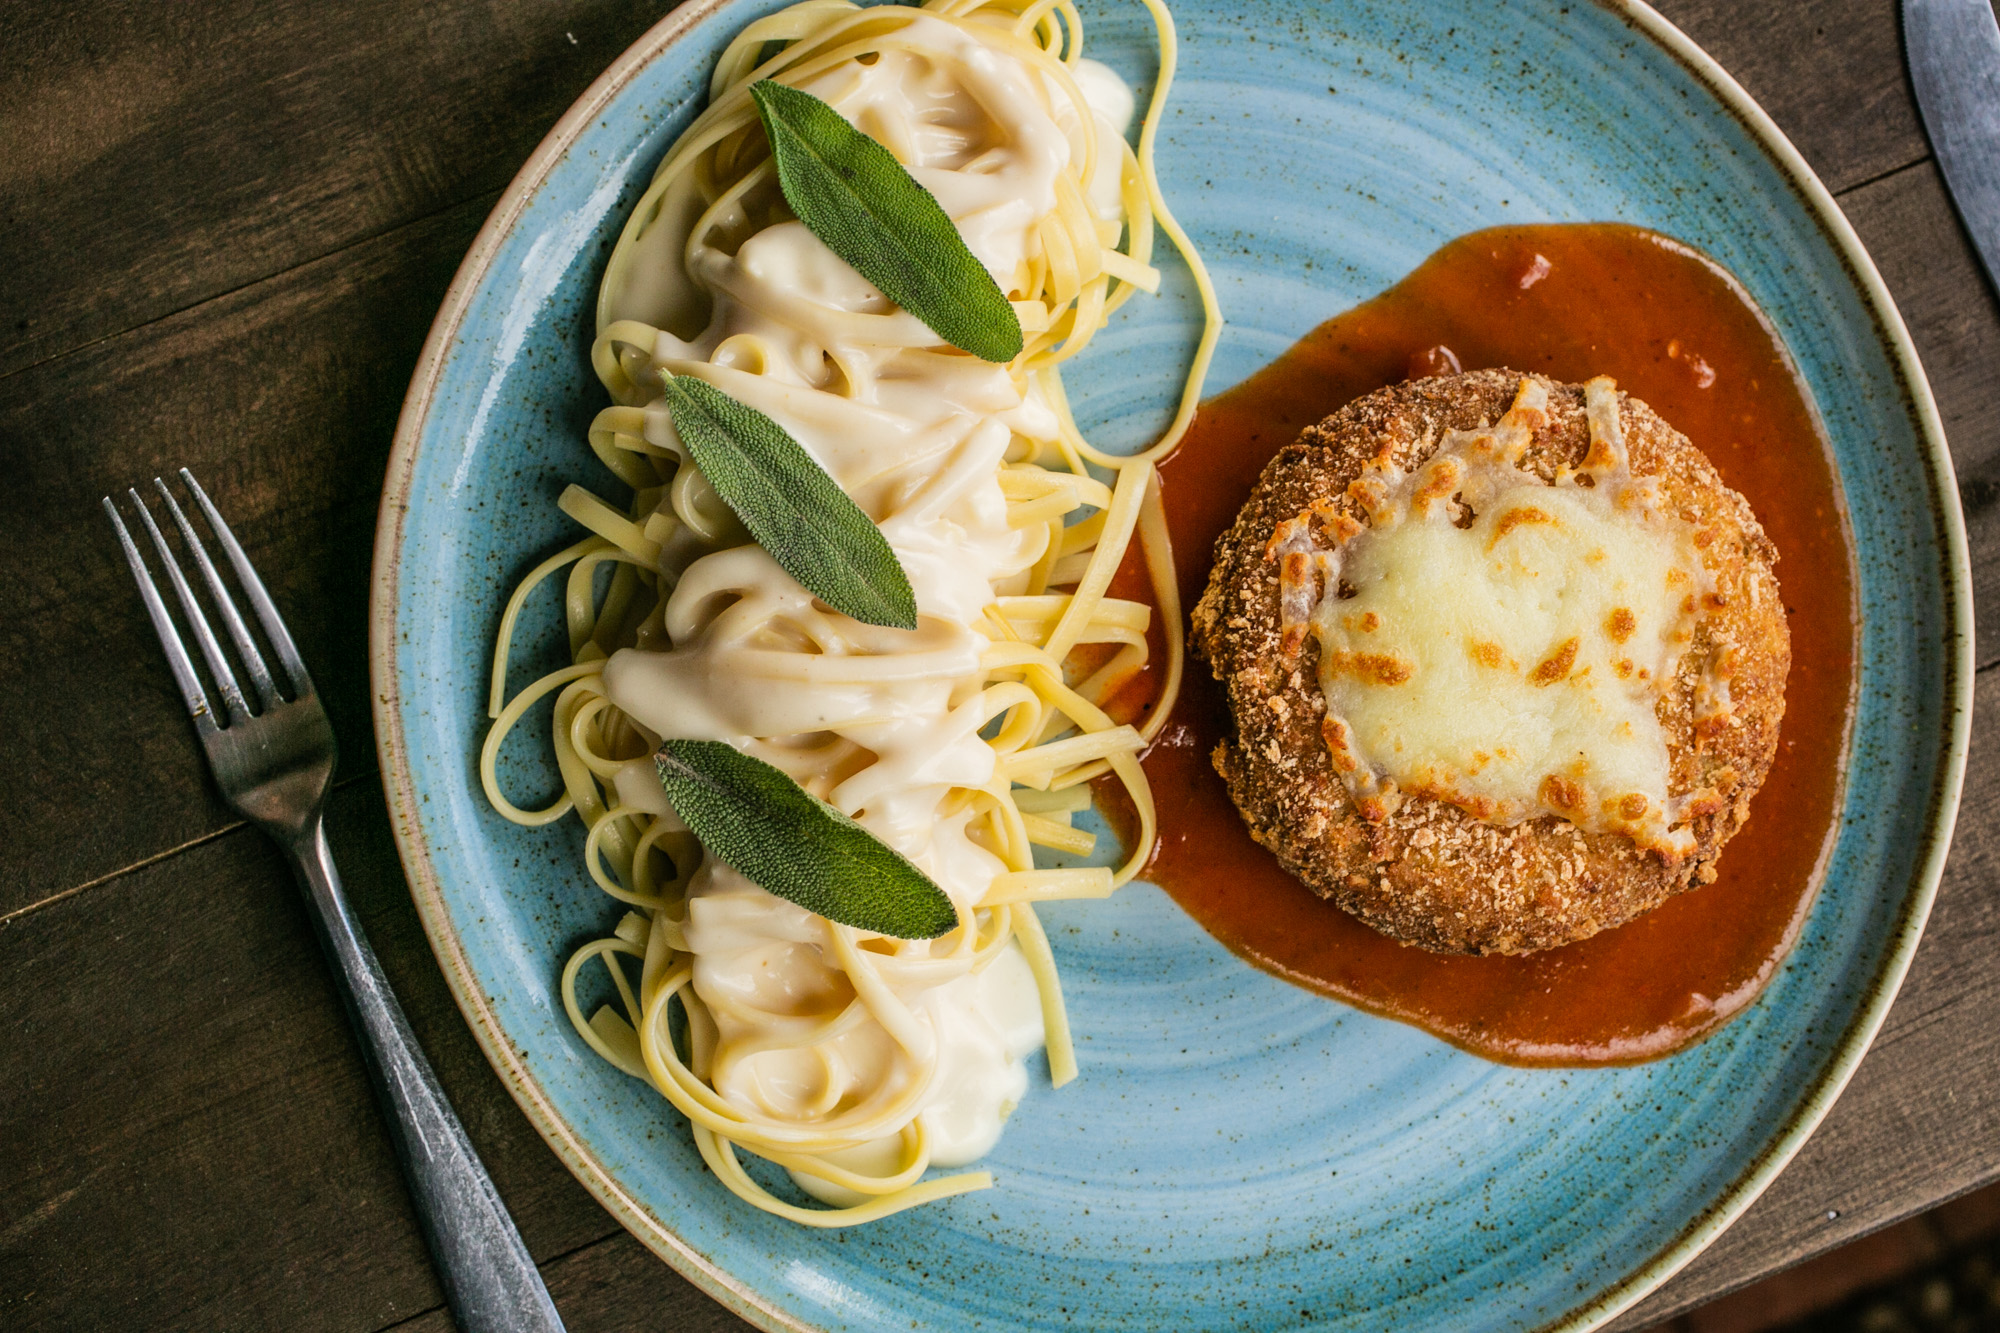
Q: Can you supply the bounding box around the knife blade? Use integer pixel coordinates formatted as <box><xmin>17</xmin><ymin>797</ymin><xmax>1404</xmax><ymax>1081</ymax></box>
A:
<box><xmin>1905</xmin><ymin>0</ymin><xmax>2000</xmax><ymax>293</ymax></box>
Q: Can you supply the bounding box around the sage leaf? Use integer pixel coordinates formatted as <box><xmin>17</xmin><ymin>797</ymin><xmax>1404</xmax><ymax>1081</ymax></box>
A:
<box><xmin>750</xmin><ymin>79</ymin><xmax>1024</xmax><ymax>364</ymax></box>
<box><xmin>655</xmin><ymin>739</ymin><xmax>960</xmax><ymax>940</ymax></box>
<box><xmin>663</xmin><ymin>374</ymin><xmax>917</xmax><ymax>630</ymax></box>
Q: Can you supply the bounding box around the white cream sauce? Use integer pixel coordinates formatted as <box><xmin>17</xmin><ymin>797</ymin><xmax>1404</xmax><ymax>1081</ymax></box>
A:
<box><xmin>598</xmin><ymin>21</ymin><xmax>1134</xmax><ymax>1179</ymax></box>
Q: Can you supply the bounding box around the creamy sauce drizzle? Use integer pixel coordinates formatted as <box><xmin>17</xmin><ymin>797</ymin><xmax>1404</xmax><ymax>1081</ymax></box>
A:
<box><xmin>597</xmin><ymin>20</ymin><xmax>1136</xmax><ymax>1180</ymax></box>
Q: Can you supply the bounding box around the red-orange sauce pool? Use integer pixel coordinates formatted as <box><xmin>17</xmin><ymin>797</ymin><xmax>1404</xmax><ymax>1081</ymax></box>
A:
<box><xmin>1108</xmin><ymin>223</ymin><xmax>1857</xmax><ymax>1065</ymax></box>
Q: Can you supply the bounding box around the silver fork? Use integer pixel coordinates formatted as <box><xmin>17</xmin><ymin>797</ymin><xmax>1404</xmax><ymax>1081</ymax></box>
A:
<box><xmin>105</xmin><ymin>471</ymin><xmax>564</xmax><ymax>1333</ymax></box>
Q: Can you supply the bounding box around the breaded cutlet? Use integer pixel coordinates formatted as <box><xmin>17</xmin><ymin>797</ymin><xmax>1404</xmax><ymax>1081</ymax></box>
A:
<box><xmin>1191</xmin><ymin>370</ymin><xmax>1789</xmax><ymax>955</ymax></box>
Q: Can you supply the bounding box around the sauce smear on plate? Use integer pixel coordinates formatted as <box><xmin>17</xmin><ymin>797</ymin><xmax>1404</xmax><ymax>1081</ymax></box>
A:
<box><xmin>1113</xmin><ymin>223</ymin><xmax>1856</xmax><ymax>1065</ymax></box>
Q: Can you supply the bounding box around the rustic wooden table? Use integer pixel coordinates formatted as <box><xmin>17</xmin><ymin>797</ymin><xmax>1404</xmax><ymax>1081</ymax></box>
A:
<box><xmin>2</xmin><ymin>1</ymin><xmax>1993</xmax><ymax>1329</ymax></box>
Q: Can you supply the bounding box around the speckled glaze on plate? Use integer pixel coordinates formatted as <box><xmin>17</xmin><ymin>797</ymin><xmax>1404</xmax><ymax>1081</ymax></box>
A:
<box><xmin>369</xmin><ymin>2</ymin><xmax>1973</xmax><ymax>1329</ymax></box>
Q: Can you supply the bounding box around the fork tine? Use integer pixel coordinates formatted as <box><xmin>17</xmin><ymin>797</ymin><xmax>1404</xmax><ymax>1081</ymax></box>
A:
<box><xmin>154</xmin><ymin>477</ymin><xmax>281</xmax><ymax>712</ymax></box>
<box><xmin>177</xmin><ymin>469</ymin><xmax>315</xmax><ymax>699</ymax></box>
<box><xmin>104</xmin><ymin>496</ymin><xmax>221</xmax><ymax>734</ymax></box>
<box><xmin>127</xmin><ymin>486</ymin><xmax>252</xmax><ymax>727</ymax></box>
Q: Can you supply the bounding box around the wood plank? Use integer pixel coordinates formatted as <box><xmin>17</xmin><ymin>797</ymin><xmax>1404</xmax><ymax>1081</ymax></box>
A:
<box><xmin>1653</xmin><ymin>0</ymin><xmax>1930</xmax><ymax>195</ymax></box>
<box><xmin>369</xmin><ymin>670</ymin><xmax>2000</xmax><ymax>1326</ymax></box>
<box><xmin>0</xmin><ymin>779</ymin><xmax>619</xmax><ymax>1332</ymax></box>
<box><xmin>1611</xmin><ymin>661</ymin><xmax>2000</xmax><ymax>1328</ymax></box>
<box><xmin>0</xmin><ymin>197</ymin><xmax>487</xmax><ymax>920</ymax></box>
<box><xmin>341</xmin><ymin>672</ymin><xmax>2000</xmax><ymax>1333</ymax></box>
<box><xmin>0</xmin><ymin>0</ymin><xmax>666</xmax><ymax>378</ymax></box>
<box><xmin>1609</xmin><ymin>156</ymin><xmax>2000</xmax><ymax>1329</ymax></box>
<box><xmin>7</xmin><ymin>673</ymin><xmax>1982</xmax><ymax>1330</ymax></box>
<box><xmin>1836</xmin><ymin>162</ymin><xmax>2000</xmax><ymax>670</ymax></box>
<box><xmin>393</xmin><ymin>1232</ymin><xmax>755</xmax><ymax>1333</ymax></box>
<box><xmin>0</xmin><ymin>44</ymin><xmax>1974</xmax><ymax>920</ymax></box>
<box><xmin>0</xmin><ymin>4</ymin><xmax>1989</xmax><ymax>1329</ymax></box>
<box><xmin>0</xmin><ymin>0</ymin><xmax>1929</xmax><ymax>384</ymax></box>
<box><xmin>0</xmin><ymin>1</ymin><xmax>1972</xmax><ymax>922</ymax></box>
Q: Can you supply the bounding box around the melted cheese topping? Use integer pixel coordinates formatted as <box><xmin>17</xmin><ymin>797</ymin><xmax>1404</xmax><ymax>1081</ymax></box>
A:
<box><xmin>1300</xmin><ymin>378</ymin><xmax>1705</xmax><ymax>858</ymax></box>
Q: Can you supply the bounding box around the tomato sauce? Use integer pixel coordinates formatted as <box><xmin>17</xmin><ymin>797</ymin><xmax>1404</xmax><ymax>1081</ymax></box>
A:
<box><xmin>1108</xmin><ymin>223</ymin><xmax>1856</xmax><ymax>1065</ymax></box>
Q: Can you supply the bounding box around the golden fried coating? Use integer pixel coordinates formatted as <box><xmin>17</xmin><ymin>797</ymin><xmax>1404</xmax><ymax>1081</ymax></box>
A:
<box><xmin>1191</xmin><ymin>370</ymin><xmax>1789</xmax><ymax>955</ymax></box>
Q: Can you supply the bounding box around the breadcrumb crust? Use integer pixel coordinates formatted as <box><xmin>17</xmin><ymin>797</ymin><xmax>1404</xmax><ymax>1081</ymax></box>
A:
<box><xmin>1190</xmin><ymin>370</ymin><xmax>1790</xmax><ymax>955</ymax></box>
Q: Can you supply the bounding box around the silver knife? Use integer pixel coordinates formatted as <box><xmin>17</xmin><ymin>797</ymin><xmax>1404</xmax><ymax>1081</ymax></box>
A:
<box><xmin>1906</xmin><ymin>0</ymin><xmax>2000</xmax><ymax>291</ymax></box>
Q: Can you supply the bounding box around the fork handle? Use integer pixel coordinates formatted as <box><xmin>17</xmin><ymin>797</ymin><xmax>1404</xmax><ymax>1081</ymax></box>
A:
<box><xmin>285</xmin><ymin>818</ymin><xmax>566</xmax><ymax>1333</ymax></box>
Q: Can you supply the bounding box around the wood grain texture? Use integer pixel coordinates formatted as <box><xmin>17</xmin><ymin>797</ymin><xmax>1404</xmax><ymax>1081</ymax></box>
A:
<box><xmin>0</xmin><ymin>198</ymin><xmax>485</xmax><ymax>920</ymax></box>
<box><xmin>0</xmin><ymin>0</ymin><xmax>1930</xmax><ymax>385</ymax></box>
<box><xmin>1651</xmin><ymin>0</ymin><xmax>1930</xmax><ymax>194</ymax></box>
<box><xmin>0</xmin><ymin>0</ymin><xmax>1964</xmax><ymax>918</ymax></box>
<box><xmin>1612</xmin><ymin>667</ymin><xmax>2000</xmax><ymax>1329</ymax></box>
<box><xmin>1613</xmin><ymin>152</ymin><xmax>2000</xmax><ymax>1331</ymax></box>
<box><xmin>1841</xmin><ymin>162</ymin><xmax>2000</xmax><ymax>671</ymax></box>
<box><xmin>0</xmin><ymin>0</ymin><xmax>1991</xmax><ymax>1328</ymax></box>
<box><xmin>0</xmin><ymin>780</ymin><xmax>619</xmax><ymax>1332</ymax></box>
<box><xmin>3</xmin><ymin>679</ymin><xmax>1988</xmax><ymax>1333</ymax></box>
<box><xmin>393</xmin><ymin>1234</ymin><xmax>757</xmax><ymax>1333</ymax></box>
<box><xmin>0</xmin><ymin>0</ymin><xmax>663</xmax><ymax>379</ymax></box>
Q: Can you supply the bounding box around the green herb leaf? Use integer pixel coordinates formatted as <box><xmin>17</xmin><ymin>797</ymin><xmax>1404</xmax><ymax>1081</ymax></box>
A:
<box><xmin>662</xmin><ymin>374</ymin><xmax>918</xmax><ymax>630</ymax></box>
<box><xmin>655</xmin><ymin>739</ymin><xmax>960</xmax><ymax>940</ymax></box>
<box><xmin>750</xmin><ymin>79</ymin><xmax>1024</xmax><ymax>364</ymax></box>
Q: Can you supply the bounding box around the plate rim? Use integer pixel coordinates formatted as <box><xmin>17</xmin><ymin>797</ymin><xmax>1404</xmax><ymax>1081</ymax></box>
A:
<box><xmin>366</xmin><ymin>2</ymin><xmax>1976</xmax><ymax>1329</ymax></box>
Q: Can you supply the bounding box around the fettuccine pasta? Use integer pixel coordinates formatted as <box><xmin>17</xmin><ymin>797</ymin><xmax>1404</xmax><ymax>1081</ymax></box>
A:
<box><xmin>483</xmin><ymin>0</ymin><xmax>1220</xmax><ymax>1224</ymax></box>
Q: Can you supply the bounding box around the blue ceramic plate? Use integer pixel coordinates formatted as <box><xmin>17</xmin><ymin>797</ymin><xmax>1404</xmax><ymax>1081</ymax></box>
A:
<box><xmin>370</xmin><ymin>2</ymin><xmax>1973</xmax><ymax>1329</ymax></box>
